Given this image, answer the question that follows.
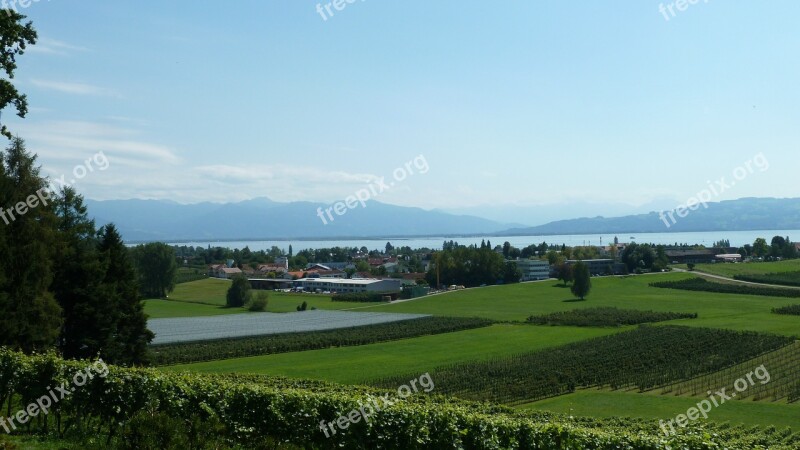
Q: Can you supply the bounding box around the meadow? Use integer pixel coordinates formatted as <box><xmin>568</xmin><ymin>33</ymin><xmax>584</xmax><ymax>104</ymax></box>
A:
<box><xmin>680</xmin><ymin>259</ymin><xmax>800</xmax><ymax>277</ymax></box>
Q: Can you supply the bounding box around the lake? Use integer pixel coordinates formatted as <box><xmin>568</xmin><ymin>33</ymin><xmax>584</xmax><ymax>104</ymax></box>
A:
<box><xmin>169</xmin><ymin>229</ymin><xmax>800</xmax><ymax>252</ymax></box>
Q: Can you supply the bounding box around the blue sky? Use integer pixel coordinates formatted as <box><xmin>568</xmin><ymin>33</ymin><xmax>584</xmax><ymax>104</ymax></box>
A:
<box><xmin>5</xmin><ymin>1</ymin><xmax>800</xmax><ymax>214</ymax></box>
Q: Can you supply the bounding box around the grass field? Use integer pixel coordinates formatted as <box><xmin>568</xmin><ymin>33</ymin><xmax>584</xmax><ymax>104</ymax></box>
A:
<box><xmin>518</xmin><ymin>389</ymin><xmax>800</xmax><ymax>430</ymax></box>
<box><xmin>678</xmin><ymin>260</ymin><xmax>800</xmax><ymax>278</ymax></box>
<box><xmin>144</xmin><ymin>278</ymin><xmax>366</xmax><ymax>318</ymax></box>
<box><xmin>166</xmin><ymin>324</ymin><xmax>622</xmax><ymax>383</ymax></box>
<box><xmin>361</xmin><ymin>273</ymin><xmax>799</xmax><ymax>336</ymax></box>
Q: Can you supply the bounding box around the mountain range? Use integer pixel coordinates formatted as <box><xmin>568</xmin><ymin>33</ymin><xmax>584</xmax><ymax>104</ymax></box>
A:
<box><xmin>85</xmin><ymin>197</ymin><xmax>800</xmax><ymax>242</ymax></box>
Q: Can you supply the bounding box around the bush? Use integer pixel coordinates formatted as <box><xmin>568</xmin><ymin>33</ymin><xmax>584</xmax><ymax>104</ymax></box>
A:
<box><xmin>527</xmin><ymin>307</ymin><xmax>697</xmax><ymax>327</ymax></box>
<box><xmin>773</xmin><ymin>304</ymin><xmax>800</xmax><ymax>315</ymax></box>
<box><xmin>246</xmin><ymin>291</ymin><xmax>269</xmax><ymax>312</ymax></box>
<box><xmin>296</xmin><ymin>300</ymin><xmax>308</xmax><ymax>311</ymax></box>
<box><xmin>735</xmin><ymin>271</ymin><xmax>800</xmax><ymax>287</ymax></box>
<box><xmin>650</xmin><ymin>277</ymin><xmax>800</xmax><ymax>298</ymax></box>
<box><xmin>226</xmin><ymin>276</ymin><xmax>251</xmax><ymax>307</ymax></box>
<box><xmin>332</xmin><ymin>292</ymin><xmax>394</xmax><ymax>302</ymax></box>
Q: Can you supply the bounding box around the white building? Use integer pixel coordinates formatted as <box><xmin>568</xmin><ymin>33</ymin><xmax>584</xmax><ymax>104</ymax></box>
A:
<box><xmin>293</xmin><ymin>278</ymin><xmax>402</xmax><ymax>294</ymax></box>
<box><xmin>513</xmin><ymin>259</ymin><xmax>551</xmax><ymax>281</ymax></box>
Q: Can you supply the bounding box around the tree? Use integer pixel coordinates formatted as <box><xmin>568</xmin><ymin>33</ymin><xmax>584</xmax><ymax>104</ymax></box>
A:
<box><xmin>687</xmin><ymin>263</ymin><xmax>696</xmax><ymax>271</ymax></box>
<box><xmin>51</xmin><ymin>186</ymin><xmax>109</xmax><ymax>360</ymax></box>
<box><xmin>131</xmin><ymin>242</ymin><xmax>177</xmax><ymax>298</ymax></box>
<box><xmin>752</xmin><ymin>238</ymin><xmax>769</xmax><ymax>258</ymax></box>
<box><xmin>246</xmin><ymin>290</ymin><xmax>269</xmax><ymax>312</ymax></box>
<box><xmin>570</xmin><ymin>261</ymin><xmax>591</xmax><ymax>300</ymax></box>
<box><xmin>98</xmin><ymin>224</ymin><xmax>154</xmax><ymax>365</ymax></box>
<box><xmin>556</xmin><ymin>263</ymin><xmax>573</xmax><ymax>286</ymax></box>
<box><xmin>502</xmin><ymin>241</ymin><xmax>511</xmax><ymax>258</ymax></box>
<box><xmin>0</xmin><ymin>138</ymin><xmax>62</xmax><ymax>352</ymax></box>
<box><xmin>0</xmin><ymin>11</ymin><xmax>37</xmax><ymax>138</ymax></box>
<box><xmin>226</xmin><ymin>276</ymin><xmax>251</xmax><ymax>307</ymax></box>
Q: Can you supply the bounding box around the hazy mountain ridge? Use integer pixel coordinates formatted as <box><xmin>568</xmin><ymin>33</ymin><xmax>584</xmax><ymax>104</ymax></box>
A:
<box><xmin>86</xmin><ymin>198</ymin><xmax>514</xmax><ymax>242</ymax></box>
<box><xmin>498</xmin><ymin>198</ymin><xmax>800</xmax><ymax>236</ymax></box>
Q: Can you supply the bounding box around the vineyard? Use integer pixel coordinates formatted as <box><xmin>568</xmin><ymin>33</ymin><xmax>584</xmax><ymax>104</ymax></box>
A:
<box><xmin>773</xmin><ymin>304</ymin><xmax>800</xmax><ymax>316</ymax></box>
<box><xmin>649</xmin><ymin>277</ymin><xmax>800</xmax><ymax>298</ymax></box>
<box><xmin>735</xmin><ymin>271</ymin><xmax>800</xmax><ymax>287</ymax></box>
<box><xmin>150</xmin><ymin>316</ymin><xmax>493</xmax><ymax>365</ymax></box>
<box><xmin>0</xmin><ymin>349</ymin><xmax>798</xmax><ymax>449</ymax></box>
<box><xmin>370</xmin><ymin>326</ymin><xmax>793</xmax><ymax>405</ymax></box>
<box><xmin>526</xmin><ymin>307</ymin><xmax>696</xmax><ymax>327</ymax></box>
<box><xmin>659</xmin><ymin>341</ymin><xmax>800</xmax><ymax>402</ymax></box>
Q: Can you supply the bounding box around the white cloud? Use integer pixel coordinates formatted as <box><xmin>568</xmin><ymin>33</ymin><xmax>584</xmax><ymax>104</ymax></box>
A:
<box><xmin>30</xmin><ymin>79</ymin><xmax>118</xmax><ymax>97</ymax></box>
<box><xmin>27</xmin><ymin>38</ymin><xmax>90</xmax><ymax>56</ymax></box>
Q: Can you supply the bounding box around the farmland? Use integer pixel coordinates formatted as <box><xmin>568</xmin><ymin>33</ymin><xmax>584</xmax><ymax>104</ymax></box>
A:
<box><xmin>682</xmin><ymin>259</ymin><xmax>800</xmax><ymax>278</ymax></box>
<box><xmin>149</xmin><ymin>310</ymin><xmax>429</xmax><ymax>344</ymax></box>
<box><xmin>158</xmin><ymin>267</ymin><xmax>800</xmax><ymax>444</ymax></box>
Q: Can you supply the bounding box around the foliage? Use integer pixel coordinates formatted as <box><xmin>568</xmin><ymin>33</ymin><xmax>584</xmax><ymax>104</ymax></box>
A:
<box><xmin>772</xmin><ymin>304</ymin><xmax>800</xmax><ymax>315</ymax></box>
<box><xmin>0</xmin><ymin>11</ymin><xmax>37</xmax><ymax>139</ymax></box>
<box><xmin>0</xmin><ymin>138</ymin><xmax>62</xmax><ymax>353</ymax></box>
<box><xmin>296</xmin><ymin>300</ymin><xmax>308</xmax><ymax>311</ymax></box>
<box><xmin>246</xmin><ymin>290</ymin><xmax>269</xmax><ymax>312</ymax></box>
<box><xmin>735</xmin><ymin>271</ymin><xmax>800</xmax><ymax>287</ymax></box>
<box><xmin>527</xmin><ymin>307</ymin><xmax>697</xmax><ymax>327</ymax></box>
<box><xmin>660</xmin><ymin>341</ymin><xmax>800</xmax><ymax>402</ymax></box>
<box><xmin>175</xmin><ymin>269</ymin><xmax>207</xmax><ymax>284</ymax></box>
<box><xmin>570</xmin><ymin>261</ymin><xmax>591</xmax><ymax>299</ymax></box>
<box><xmin>649</xmin><ymin>277</ymin><xmax>800</xmax><ymax>298</ymax></box>
<box><xmin>332</xmin><ymin>291</ymin><xmax>393</xmax><ymax>303</ymax></box>
<box><xmin>225</xmin><ymin>276</ymin><xmax>250</xmax><ymax>307</ymax></box>
<box><xmin>0</xmin><ymin>348</ymin><xmax>796</xmax><ymax>449</ymax></box>
<box><xmin>371</xmin><ymin>326</ymin><xmax>792</xmax><ymax>405</ymax></box>
<box><xmin>149</xmin><ymin>317</ymin><xmax>493</xmax><ymax>366</ymax></box>
<box><xmin>555</xmin><ymin>263</ymin><xmax>572</xmax><ymax>286</ymax></box>
<box><xmin>129</xmin><ymin>242</ymin><xmax>177</xmax><ymax>298</ymax></box>
<box><xmin>426</xmin><ymin>243</ymin><xmax>520</xmax><ymax>288</ymax></box>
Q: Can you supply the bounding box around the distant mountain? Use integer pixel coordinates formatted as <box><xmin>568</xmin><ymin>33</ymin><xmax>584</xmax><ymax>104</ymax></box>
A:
<box><xmin>498</xmin><ymin>198</ymin><xmax>800</xmax><ymax>235</ymax></box>
<box><xmin>85</xmin><ymin>197</ymin><xmax>514</xmax><ymax>242</ymax></box>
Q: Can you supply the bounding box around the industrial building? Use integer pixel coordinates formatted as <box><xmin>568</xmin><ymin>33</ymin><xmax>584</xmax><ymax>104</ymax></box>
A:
<box><xmin>513</xmin><ymin>259</ymin><xmax>551</xmax><ymax>281</ymax></box>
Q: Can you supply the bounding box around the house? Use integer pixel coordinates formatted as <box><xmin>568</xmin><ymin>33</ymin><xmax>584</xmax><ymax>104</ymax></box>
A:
<box><xmin>215</xmin><ymin>267</ymin><xmax>243</xmax><ymax>279</ymax></box>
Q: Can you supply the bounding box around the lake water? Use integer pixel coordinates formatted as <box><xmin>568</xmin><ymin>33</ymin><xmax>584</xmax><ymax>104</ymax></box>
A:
<box><xmin>169</xmin><ymin>230</ymin><xmax>800</xmax><ymax>252</ymax></box>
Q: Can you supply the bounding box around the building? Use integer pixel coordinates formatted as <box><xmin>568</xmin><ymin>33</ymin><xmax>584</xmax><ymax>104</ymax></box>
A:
<box><xmin>293</xmin><ymin>278</ymin><xmax>402</xmax><ymax>294</ymax></box>
<box><xmin>513</xmin><ymin>259</ymin><xmax>551</xmax><ymax>281</ymax></box>
<box><xmin>566</xmin><ymin>259</ymin><xmax>618</xmax><ymax>275</ymax></box>
<box><xmin>715</xmin><ymin>254</ymin><xmax>743</xmax><ymax>263</ymax></box>
<box><xmin>665</xmin><ymin>249</ymin><xmax>716</xmax><ymax>264</ymax></box>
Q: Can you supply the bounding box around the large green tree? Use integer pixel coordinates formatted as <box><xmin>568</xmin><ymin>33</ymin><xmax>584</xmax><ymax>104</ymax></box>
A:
<box><xmin>570</xmin><ymin>261</ymin><xmax>592</xmax><ymax>300</ymax></box>
<box><xmin>0</xmin><ymin>138</ymin><xmax>62</xmax><ymax>352</ymax></box>
<box><xmin>98</xmin><ymin>224</ymin><xmax>154</xmax><ymax>365</ymax></box>
<box><xmin>130</xmin><ymin>242</ymin><xmax>178</xmax><ymax>298</ymax></box>
<box><xmin>0</xmin><ymin>11</ymin><xmax>37</xmax><ymax>138</ymax></box>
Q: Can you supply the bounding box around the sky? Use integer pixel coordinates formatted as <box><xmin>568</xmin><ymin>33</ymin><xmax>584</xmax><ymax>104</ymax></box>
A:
<box><xmin>4</xmin><ymin>1</ymin><xmax>800</xmax><ymax>216</ymax></box>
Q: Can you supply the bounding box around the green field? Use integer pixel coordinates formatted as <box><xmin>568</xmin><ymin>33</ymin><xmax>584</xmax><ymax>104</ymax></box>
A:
<box><xmin>166</xmin><ymin>324</ymin><xmax>621</xmax><ymax>383</ymax></box>
<box><xmin>155</xmin><ymin>273</ymin><xmax>800</xmax><ymax>432</ymax></box>
<box><xmin>681</xmin><ymin>260</ymin><xmax>800</xmax><ymax>278</ymax></box>
<box><xmin>361</xmin><ymin>273</ymin><xmax>799</xmax><ymax>335</ymax></box>
<box><xmin>144</xmin><ymin>278</ymin><xmax>366</xmax><ymax>318</ymax></box>
<box><xmin>519</xmin><ymin>389</ymin><xmax>800</xmax><ymax>430</ymax></box>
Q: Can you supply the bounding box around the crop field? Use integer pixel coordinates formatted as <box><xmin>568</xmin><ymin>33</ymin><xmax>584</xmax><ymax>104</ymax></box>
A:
<box><xmin>362</xmin><ymin>273</ymin><xmax>800</xmax><ymax>335</ymax></box>
<box><xmin>682</xmin><ymin>259</ymin><xmax>800</xmax><ymax>278</ymax></box>
<box><xmin>166</xmin><ymin>324</ymin><xmax>621</xmax><ymax>383</ymax></box>
<box><xmin>519</xmin><ymin>390</ymin><xmax>800</xmax><ymax>430</ymax></box>
<box><xmin>149</xmin><ymin>310</ymin><xmax>429</xmax><ymax>344</ymax></box>
<box><xmin>157</xmin><ymin>273</ymin><xmax>800</xmax><ymax>437</ymax></box>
